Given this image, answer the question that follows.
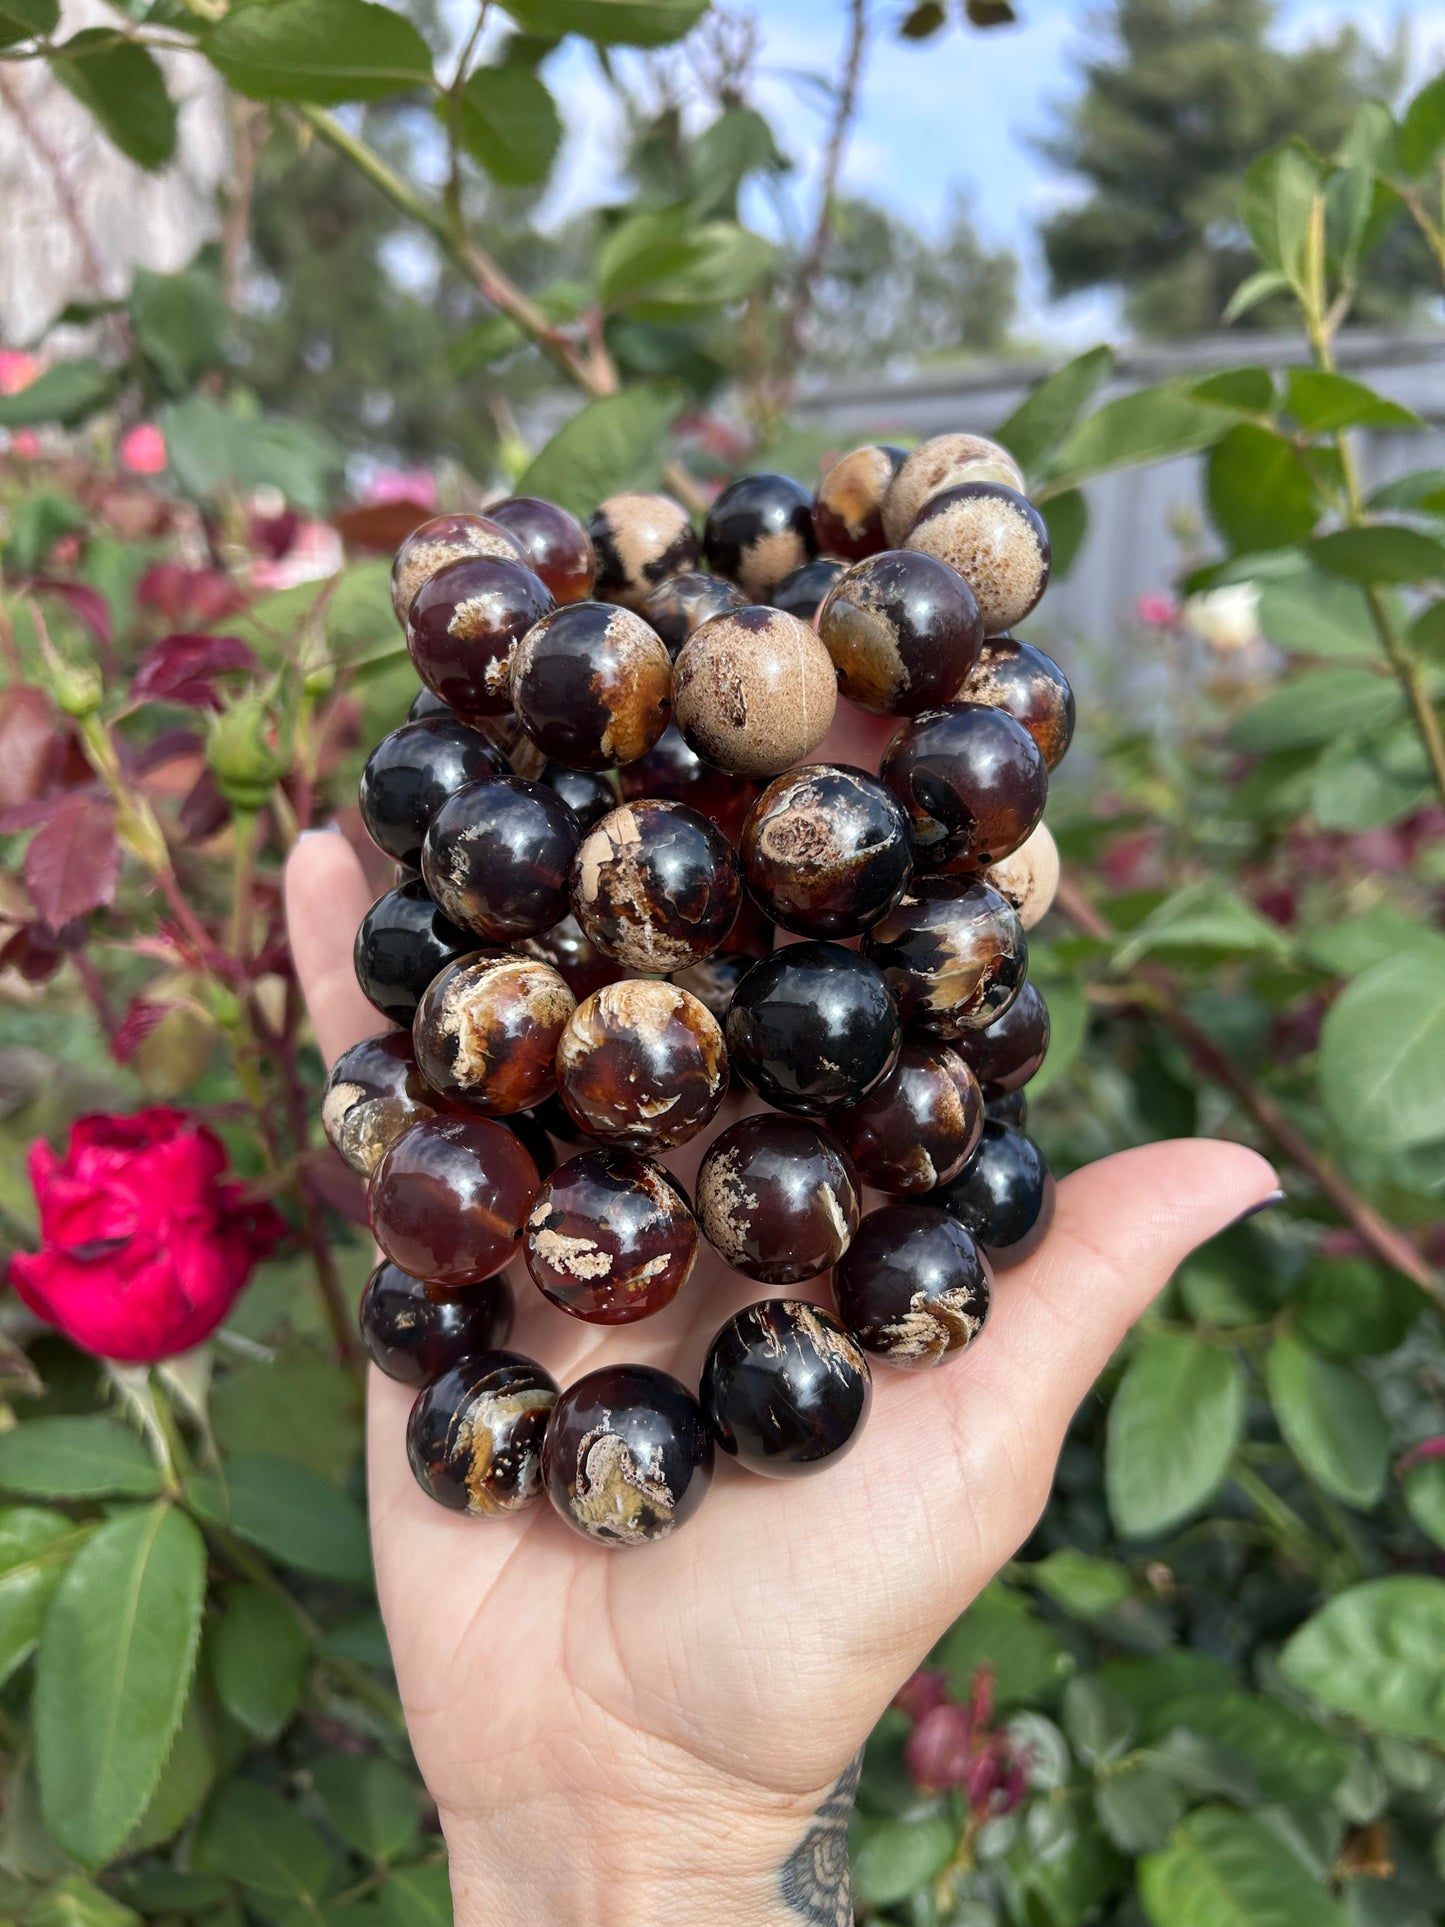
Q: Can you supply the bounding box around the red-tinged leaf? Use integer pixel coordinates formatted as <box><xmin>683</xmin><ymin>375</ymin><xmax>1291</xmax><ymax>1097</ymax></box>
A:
<box><xmin>0</xmin><ymin>794</ymin><xmax>75</xmax><ymax>835</ymax></box>
<box><xmin>0</xmin><ymin>688</ymin><xmax>60</xmax><ymax>814</ymax></box>
<box><xmin>112</xmin><ymin>997</ymin><xmax>172</xmax><ymax>1062</ymax></box>
<box><xmin>300</xmin><ymin>1148</ymin><xmax>369</xmax><ymax>1226</ymax></box>
<box><xmin>178</xmin><ymin>768</ymin><xmax>229</xmax><ymax>842</ymax></box>
<box><xmin>333</xmin><ymin>499</ymin><xmax>434</xmax><ymax>552</ymax></box>
<box><xmin>134</xmin><ymin>728</ymin><xmax>204</xmax><ymax>775</ymax></box>
<box><xmin>26</xmin><ymin>577</ymin><xmax>113</xmax><ymax>648</ymax></box>
<box><xmin>132</xmin><ymin>633</ymin><xmax>258</xmax><ymax>710</ymax></box>
<box><xmin>0</xmin><ymin>923</ymin><xmax>67</xmax><ymax>983</ymax></box>
<box><xmin>23</xmin><ymin>795</ymin><xmax>121</xmax><ymax>930</ymax></box>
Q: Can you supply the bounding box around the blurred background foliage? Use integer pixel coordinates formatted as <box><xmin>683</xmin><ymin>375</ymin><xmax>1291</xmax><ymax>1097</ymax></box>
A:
<box><xmin>0</xmin><ymin>1</ymin><xmax>1444</xmax><ymax>1924</ymax></box>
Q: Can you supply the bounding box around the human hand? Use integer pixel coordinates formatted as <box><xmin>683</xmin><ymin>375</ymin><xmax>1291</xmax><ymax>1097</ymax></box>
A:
<box><xmin>286</xmin><ymin>733</ymin><xmax>1276</xmax><ymax>1927</ymax></box>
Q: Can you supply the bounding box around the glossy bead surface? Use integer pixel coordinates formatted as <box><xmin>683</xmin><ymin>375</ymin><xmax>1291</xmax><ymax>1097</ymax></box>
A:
<box><xmin>959</xmin><ymin>634</ymin><xmax>1074</xmax><ymax>769</ymax></box>
<box><xmin>726</xmin><ymin>942</ymin><xmax>900</xmax><ymax>1114</ymax></box>
<box><xmin>931</xmin><ymin>1121</ymin><xmax>1055</xmax><ymax>1268</ymax></box>
<box><xmin>669</xmin><ymin>949</ymin><xmax>753</xmax><ymax>1027</ymax></box>
<box><xmin>703</xmin><ymin>472</ymin><xmax>817</xmax><ymax>600</ymax></box>
<box><xmin>862</xmin><ymin>878</ymin><xmax>1026</xmax><ymax>1038</ymax></box>
<box><xmin>986</xmin><ymin>1090</ymin><xmax>1028</xmax><ymax>1129</ymax></box>
<box><xmin>487</xmin><ymin>495</ymin><xmax>596</xmax><ymax>604</ymax></box>
<box><xmin>881</xmin><ymin>702</ymin><xmax>1048</xmax><ymax>873</ymax></box>
<box><xmin>673</xmin><ymin>607</ymin><xmax>837</xmax><ymax>778</ymax></box>
<box><xmin>406</xmin><ymin>555</ymin><xmax>555</xmax><ymax>719</ymax></box>
<box><xmin>771</xmin><ymin>556</ymin><xmax>845</xmax><ymax>621</ymax></box>
<box><xmin>813</xmin><ymin>444</ymin><xmax>907</xmax><ymax>562</ymax></box>
<box><xmin>516</xmin><ymin>911</ymin><xmax>622</xmax><ymax>1003</ymax></box>
<box><xmin>524</xmin><ymin>1149</ymin><xmax>697</xmax><ymax>1322</ymax></box>
<box><xmin>817</xmin><ymin>549</ymin><xmax>983</xmax><ymax>717</ymax></box>
<box><xmin>413</xmin><ymin>953</ymin><xmax>575</xmax><ymax>1116</ymax></box>
<box><xmin>641</xmin><ymin>571</ymin><xmax>747</xmax><ymax>657</ymax></box>
<box><xmin>740</xmin><ymin>764</ymin><xmax>912</xmax><ymax>939</ymax></box>
<box><xmin>407</xmin><ymin>686</ymin><xmax>453</xmax><ymax>722</ymax></box>
<box><xmin>696</xmin><ymin>1115</ymin><xmax>859</xmax><ymax>1284</ymax></box>
<box><xmin>501</xmin><ymin>1108</ymin><xmax>558</xmax><ymax>1183</ymax></box>
<box><xmin>702</xmin><ymin>1300</ymin><xmax>871</xmax><ymax>1478</ymax></box>
<box><xmin>588</xmin><ymin>492</ymin><xmax>699</xmax><ymax>611</ymax></box>
<box><xmin>421</xmin><ymin>777</ymin><xmax>578</xmax><ymax>942</ymax></box>
<box><xmin>572</xmin><ymin>799</ymin><xmax>741</xmax><ymax>974</ymax></box>
<box><xmin>828</xmin><ymin>1040</ymin><xmax>983</xmax><ymax>1195</ymax></box>
<box><xmin>354</xmin><ymin>880</ymin><xmax>473</xmax><ymax>1025</ymax></box>
<box><xmin>370</xmin><ymin>1115</ymin><xmax>540</xmax><ymax>1288</ymax></box>
<box><xmin>882</xmin><ymin>434</ymin><xmax>1025</xmax><ymax>548</ymax></box>
<box><xmin>619</xmin><ymin>723</ymin><xmax>757</xmax><ymax>844</ymax></box>
<box><xmin>543</xmin><ymin>1364</ymin><xmax>713</xmax><ymax>1546</ymax></box>
<box><xmin>557</xmin><ymin>980</ymin><xmax>728</xmax><ymax>1150</ymax></box>
<box><xmin>833</xmin><ymin>1203</ymin><xmax>991</xmax><ymax>1368</ymax></box>
<box><xmin>511</xmin><ymin>602</ymin><xmax>673</xmax><ymax>770</ymax></box>
<box><xmin>359</xmin><ymin>1261</ymin><xmax>514</xmax><ymax>1385</ymax></box>
<box><xmin>407</xmin><ymin>1351</ymin><xmax>557</xmax><ymax>1516</ymax></box>
<box><xmin>906</xmin><ymin>483</ymin><xmax>1051</xmax><ymax>635</ymax></box>
<box><xmin>541</xmin><ymin>762</ymin><xmax>620</xmax><ymax>833</ymax></box>
<box><xmin>390</xmin><ymin>512</ymin><xmax>523</xmax><ymax>624</ymax></box>
<box><xmin>984</xmin><ymin>819</ymin><xmax>1060</xmax><ymax>931</ymax></box>
<box><xmin>359</xmin><ymin>717</ymin><xmax>507</xmax><ymax>866</ymax></box>
<box><xmin>322</xmin><ymin>1031</ymin><xmax>447</xmax><ymax>1176</ymax></box>
<box><xmin>954</xmin><ymin>980</ymin><xmax>1049</xmax><ymax>1097</ymax></box>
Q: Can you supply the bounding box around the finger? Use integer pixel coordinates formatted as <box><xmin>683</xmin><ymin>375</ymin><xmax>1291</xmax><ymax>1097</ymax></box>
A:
<box><xmin>284</xmin><ymin>830</ymin><xmax>382</xmax><ymax>1069</ymax></box>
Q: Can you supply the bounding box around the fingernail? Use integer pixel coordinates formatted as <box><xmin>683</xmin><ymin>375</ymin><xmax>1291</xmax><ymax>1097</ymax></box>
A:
<box><xmin>1232</xmin><ymin>1187</ymin><xmax>1286</xmax><ymax>1226</ymax></box>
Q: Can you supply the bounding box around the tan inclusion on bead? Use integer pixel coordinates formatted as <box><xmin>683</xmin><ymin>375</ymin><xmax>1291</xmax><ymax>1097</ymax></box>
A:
<box><xmin>390</xmin><ymin>514</ymin><xmax>523</xmax><ymax>624</ymax></box>
<box><xmin>672</xmin><ymin>607</ymin><xmax>838</xmax><ymax>778</ymax></box>
<box><xmin>983</xmin><ymin>820</ymin><xmax>1060</xmax><ymax>931</ymax></box>
<box><xmin>905</xmin><ymin>484</ymin><xmax>1051</xmax><ymax>637</ymax></box>
<box><xmin>881</xmin><ymin>434</ymin><xmax>1025</xmax><ymax>548</ymax></box>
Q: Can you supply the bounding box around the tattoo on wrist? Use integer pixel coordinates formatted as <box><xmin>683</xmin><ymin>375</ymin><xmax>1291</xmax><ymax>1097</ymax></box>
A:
<box><xmin>778</xmin><ymin>1751</ymin><xmax>862</xmax><ymax>1926</ymax></box>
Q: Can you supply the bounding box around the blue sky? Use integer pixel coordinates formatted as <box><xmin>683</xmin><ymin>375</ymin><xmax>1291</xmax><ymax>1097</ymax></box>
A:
<box><xmin>532</xmin><ymin>0</ymin><xmax>1445</xmax><ymax>342</ymax></box>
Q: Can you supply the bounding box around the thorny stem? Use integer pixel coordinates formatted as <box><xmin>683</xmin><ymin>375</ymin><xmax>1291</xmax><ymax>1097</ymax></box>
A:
<box><xmin>1230</xmin><ymin>1461</ymin><xmax>1332</xmax><ymax>1567</ymax></box>
<box><xmin>1056</xmin><ymin>874</ymin><xmax>1445</xmax><ymax>1309</ymax></box>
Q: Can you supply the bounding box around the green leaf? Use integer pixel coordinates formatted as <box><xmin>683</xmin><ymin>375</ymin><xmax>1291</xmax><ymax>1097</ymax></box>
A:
<box><xmin>34</xmin><ymin>1504</ymin><xmax>205</xmax><ymax>1867</ymax></box>
<box><xmin>1046</xmin><ymin>382</ymin><xmax>1228</xmax><ymax>489</ymax></box>
<box><xmin>1281</xmin><ymin>1577</ymin><xmax>1445</xmax><ymax>1744</ymax></box>
<box><xmin>499</xmin><ymin>0</ymin><xmax>707</xmax><ymax>46</ymax></box>
<box><xmin>212</xmin><ymin>1354</ymin><xmax>362</xmax><ymax>1483</ymax></box>
<box><xmin>1285</xmin><ymin>370</ymin><xmax>1421</xmax><ymax>433</ymax></box>
<box><xmin>1029</xmin><ymin>1548</ymin><xmax>1129</xmax><ymax>1621</ymax></box>
<box><xmin>1311</xmin><ymin>525</ymin><xmax>1445</xmax><ymax>583</ymax></box>
<box><xmin>122</xmin><ymin>1689</ymin><xmax>215</xmax><ymax>1854</ymax></box>
<box><xmin>194</xmin><ymin>1780</ymin><xmax>332</xmax><ymax>1898</ymax></box>
<box><xmin>51</xmin><ymin>31</ymin><xmax>176</xmax><ymax>169</ymax></box>
<box><xmin>0</xmin><ymin>1417</ymin><xmax>163</xmax><ymax>1500</ymax></box>
<box><xmin>1096</xmin><ymin>1760</ymin><xmax>1185</xmax><ymax>1855</ymax></box>
<box><xmin>1265</xmin><ymin>1331</ymin><xmax>1389</xmax><ymax>1509</ymax></box>
<box><xmin>1223</xmin><ymin>268</ymin><xmax>1290</xmax><ymax>324</ymax></box>
<box><xmin>1106</xmin><ymin>1334</ymin><xmax>1243</xmax><ymax>1539</ymax></box>
<box><xmin>1294</xmin><ymin>1254</ymin><xmax>1420</xmax><ymax>1357</ymax></box>
<box><xmin>996</xmin><ymin>346</ymin><xmax>1113</xmax><ymax>475</ymax></box>
<box><xmin>0</xmin><ymin>1508</ymin><xmax>84</xmax><ymax>1689</ymax></box>
<box><xmin>1404</xmin><ymin>1460</ymin><xmax>1445</xmax><ymax>1549</ymax></box>
<box><xmin>1257</xmin><ymin>568</ymin><xmax>1377</xmax><ymax>661</ymax></box>
<box><xmin>687</xmin><ymin>107</ymin><xmax>784</xmax><ymax>218</ymax></box>
<box><xmin>185</xmin><ymin>1454</ymin><xmax>371</xmax><ymax>1585</ymax></box>
<box><xmin>1229</xmin><ymin>667</ymin><xmax>1402</xmax><ymax>751</ymax></box>
<box><xmin>24</xmin><ymin>1876</ymin><xmax>141</xmax><ymax>1927</ymax></box>
<box><xmin>1022</xmin><ymin>975</ymin><xmax>1085</xmax><ymax>1099</ymax></box>
<box><xmin>312</xmin><ymin>1752</ymin><xmax>421</xmax><ymax>1862</ymax></box>
<box><xmin>0</xmin><ymin>359</ymin><xmax>114</xmax><ymax>429</ymax></box>
<box><xmin>1040</xmin><ymin>488</ymin><xmax>1087</xmax><ymax>580</ymax></box>
<box><xmin>453</xmin><ymin>65</ymin><xmax>562</xmax><ymax>186</ymax></box>
<box><xmin>203</xmin><ymin>0</ymin><xmax>434</xmax><ymax>105</ymax></box>
<box><xmin>1063</xmin><ymin>1675</ymin><xmax>1136</xmax><ymax>1766</ymax></box>
<box><xmin>516</xmin><ymin>383</ymin><xmax>681</xmax><ymax>520</ymax></box>
<box><xmin>159</xmin><ymin>396</ymin><xmax>344</xmax><ymax>515</ymax></box>
<box><xmin>1399</xmin><ymin>73</ymin><xmax>1445</xmax><ymax>175</ymax></box>
<box><xmin>1140</xmin><ymin>1806</ymin><xmax>1347</xmax><ymax>1927</ymax></box>
<box><xmin>1192</xmin><ymin>366</ymin><xmax>1274</xmax><ymax>412</ymax></box>
<box><xmin>1240</xmin><ymin>139</ymin><xmax>1322</xmax><ymax>292</ymax></box>
<box><xmin>1112</xmin><ymin>880</ymin><xmax>1290</xmax><ymax>969</ymax></box>
<box><xmin>1155</xmin><ymin>1692</ymin><xmax>1351</xmax><ymax>1802</ymax></box>
<box><xmin>0</xmin><ymin>0</ymin><xmax>56</xmax><ymax>51</ymax></box>
<box><xmin>210</xmin><ymin>1586</ymin><xmax>310</xmax><ymax>1741</ymax></box>
<box><xmin>128</xmin><ymin>266</ymin><xmax>228</xmax><ymax>394</ymax></box>
<box><xmin>376</xmin><ymin>1864</ymin><xmax>453</xmax><ymax>1926</ymax></box>
<box><xmin>447</xmin><ymin>314</ymin><xmax>527</xmax><ymax>376</ymax></box>
<box><xmin>1207</xmin><ymin>424</ymin><xmax>1320</xmax><ymax>553</ymax></box>
<box><xmin>1311</xmin><ymin>728</ymin><xmax>1433</xmax><ymax>831</ymax></box>
<box><xmin>1319</xmin><ymin>944</ymin><xmax>1445</xmax><ymax>1167</ymax></box>
<box><xmin>1337</xmin><ymin>98</ymin><xmax>1399</xmax><ymax>175</ymax></box>
<box><xmin>1370</xmin><ymin>467</ymin><xmax>1445</xmax><ymax>515</ymax></box>
<box><xmin>852</xmin><ymin>1815</ymin><xmax>956</xmax><ymax>1908</ymax></box>
<box><xmin>936</xmin><ymin>1580</ymin><xmax>1071</xmax><ymax>1708</ymax></box>
<box><xmin>596</xmin><ymin>208</ymin><xmax>771</xmax><ymax>316</ymax></box>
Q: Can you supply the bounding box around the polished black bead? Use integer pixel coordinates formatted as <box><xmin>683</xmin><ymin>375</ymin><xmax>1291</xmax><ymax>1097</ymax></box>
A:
<box><xmin>641</xmin><ymin>571</ymin><xmax>747</xmax><ymax>657</ymax></box>
<box><xmin>543</xmin><ymin>1364</ymin><xmax>714</xmax><ymax>1545</ymax></box>
<box><xmin>703</xmin><ymin>472</ymin><xmax>817</xmax><ymax>601</ymax></box>
<box><xmin>406</xmin><ymin>1351</ymin><xmax>557</xmax><ymax>1516</ymax></box>
<box><xmin>542</xmin><ymin>761</ymin><xmax>621</xmax><ymax>833</ymax></box>
<box><xmin>740</xmin><ymin>764</ymin><xmax>912</xmax><ymax>939</ymax></box>
<box><xmin>359</xmin><ymin>1261</ymin><xmax>514</xmax><ymax>1385</ymax></box>
<box><xmin>770</xmin><ymin>556</ymin><xmax>845</xmax><ymax>621</ymax></box>
<box><xmin>930</xmin><ymin>1121</ymin><xmax>1055</xmax><ymax>1269</ymax></box>
<box><xmin>359</xmin><ymin>718</ymin><xmax>508</xmax><ymax>867</ymax></box>
<box><xmin>861</xmin><ymin>876</ymin><xmax>1027</xmax><ymax>1038</ymax></box>
<box><xmin>833</xmin><ymin>1203</ymin><xmax>990</xmax><ymax>1369</ymax></box>
<box><xmin>881</xmin><ymin>702</ymin><xmax>1048</xmax><ymax>873</ymax></box>
<box><xmin>954</xmin><ymin>980</ymin><xmax>1050</xmax><ymax>1097</ymax></box>
<box><xmin>702</xmin><ymin>1300</ymin><xmax>872</xmax><ymax>1478</ymax></box>
<box><xmin>407</xmin><ymin>686</ymin><xmax>453</xmax><ymax>722</ymax></box>
<box><xmin>353</xmin><ymin>880</ymin><xmax>473</xmax><ymax>1025</ymax></box>
<box><xmin>726</xmin><ymin>942</ymin><xmax>901</xmax><ymax>1114</ymax></box>
<box><xmin>986</xmin><ymin>1089</ymin><xmax>1028</xmax><ymax>1129</ymax></box>
<box><xmin>421</xmin><ymin>776</ymin><xmax>579</xmax><ymax>942</ymax></box>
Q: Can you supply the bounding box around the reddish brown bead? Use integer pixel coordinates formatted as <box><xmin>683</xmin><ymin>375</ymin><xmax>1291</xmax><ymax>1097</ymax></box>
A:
<box><xmin>833</xmin><ymin>1203</ymin><xmax>991</xmax><ymax>1368</ymax></box>
<box><xmin>511</xmin><ymin>602</ymin><xmax>672</xmax><ymax>770</ymax></box>
<box><xmin>641</xmin><ymin>572</ymin><xmax>747</xmax><ymax>656</ymax></box>
<box><xmin>828</xmin><ymin>1041</ymin><xmax>983</xmax><ymax>1194</ymax></box>
<box><xmin>862</xmin><ymin>878</ymin><xmax>1027</xmax><ymax>1038</ymax></box>
<box><xmin>543</xmin><ymin>1364</ymin><xmax>713</xmax><ymax>1545</ymax></box>
<box><xmin>817</xmin><ymin>549</ymin><xmax>983</xmax><ymax>717</ymax></box>
<box><xmin>390</xmin><ymin>512</ymin><xmax>523</xmax><ymax>624</ymax></box>
<box><xmin>421</xmin><ymin>776</ymin><xmax>578</xmax><ymax>942</ymax></box>
<box><xmin>413</xmin><ymin>953</ymin><xmax>576</xmax><ymax>1116</ymax></box>
<box><xmin>587</xmin><ymin>492</ymin><xmax>700</xmax><ymax>611</ymax></box>
<box><xmin>407</xmin><ymin>1351</ymin><xmax>557</xmax><ymax>1516</ymax></box>
<box><xmin>556</xmin><ymin>980</ymin><xmax>727</xmax><ymax>1151</ymax></box>
<box><xmin>406</xmin><ymin>556</ymin><xmax>554</xmax><ymax>719</ymax></box>
<box><xmin>740</xmin><ymin>764</ymin><xmax>912</xmax><ymax>939</ymax></box>
<box><xmin>957</xmin><ymin>634</ymin><xmax>1075</xmax><ymax>770</ymax></box>
<box><xmin>487</xmin><ymin>496</ymin><xmax>596</xmax><ymax>604</ymax></box>
<box><xmin>905</xmin><ymin>483</ymin><xmax>1051</xmax><ymax>636</ymax></box>
<box><xmin>524</xmin><ymin>1148</ymin><xmax>697</xmax><ymax>1323</ymax></box>
<box><xmin>369</xmin><ymin>1115</ymin><xmax>540</xmax><ymax>1289</ymax></box>
<box><xmin>953</xmin><ymin>979</ymin><xmax>1050</xmax><ymax>1097</ymax></box>
<box><xmin>359</xmin><ymin>1261</ymin><xmax>514</xmax><ymax>1386</ymax></box>
<box><xmin>813</xmin><ymin>444</ymin><xmax>908</xmax><ymax>562</ymax></box>
<box><xmin>673</xmin><ymin>606</ymin><xmax>837</xmax><ymax>778</ymax></box>
<box><xmin>619</xmin><ymin>723</ymin><xmax>757</xmax><ymax>845</ymax></box>
<box><xmin>516</xmin><ymin>911</ymin><xmax>623</xmax><ymax>1003</ymax></box>
<box><xmin>571</xmin><ymin>799</ymin><xmax>741</xmax><ymax>974</ymax></box>
<box><xmin>881</xmin><ymin>702</ymin><xmax>1048</xmax><ymax>873</ymax></box>
<box><xmin>695</xmin><ymin>1114</ymin><xmax>860</xmax><ymax>1285</ymax></box>
<box><xmin>322</xmin><ymin>1031</ymin><xmax>448</xmax><ymax>1176</ymax></box>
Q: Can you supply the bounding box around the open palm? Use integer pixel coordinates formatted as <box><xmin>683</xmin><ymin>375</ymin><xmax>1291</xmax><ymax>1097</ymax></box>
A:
<box><xmin>286</xmin><ymin>789</ymin><xmax>1274</xmax><ymax>1920</ymax></box>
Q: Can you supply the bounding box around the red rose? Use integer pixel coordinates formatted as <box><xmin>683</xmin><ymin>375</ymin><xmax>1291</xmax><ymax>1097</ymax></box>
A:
<box><xmin>8</xmin><ymin>1108</ymin><xmax>284</xmax><ymax>1363</ymax></box>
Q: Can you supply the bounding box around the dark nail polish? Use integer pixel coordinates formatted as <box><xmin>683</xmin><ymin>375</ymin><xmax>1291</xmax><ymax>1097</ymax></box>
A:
<box><xmin>1231</xmin><ymin>1187</ymin><xmax>1286</xmax><ymax>1226</ymax></box>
